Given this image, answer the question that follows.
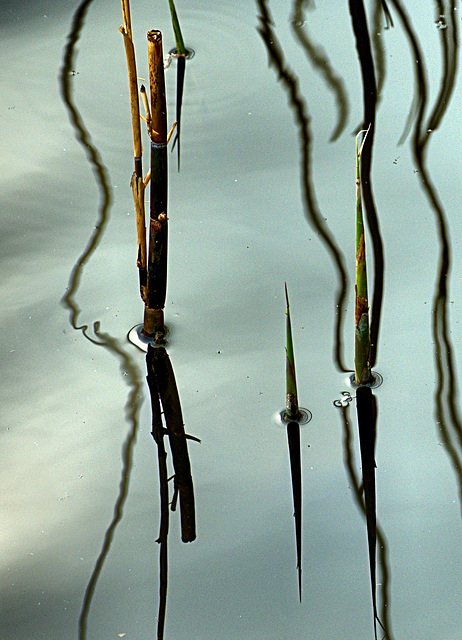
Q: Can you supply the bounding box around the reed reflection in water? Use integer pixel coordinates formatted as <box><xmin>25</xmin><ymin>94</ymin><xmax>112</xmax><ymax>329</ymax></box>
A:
<box><xmin>45</xmin><ymin>0</ymin><xmax>462</xmax><ymax>638</ymax></box>
<box><xmin>257</xmin><ymin>0</ymin><xmax>462</xmax><ymax>638</ymax></box>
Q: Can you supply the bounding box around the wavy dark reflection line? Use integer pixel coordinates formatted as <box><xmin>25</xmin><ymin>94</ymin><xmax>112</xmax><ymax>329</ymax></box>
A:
<box><xmin>389</xmin><ymin>0</ymin><xmax>422</xmax><ymax>146</ymax></box>
<box><xmin>256</xmin><ymin>0</ymin><xmax>349</xmax><ymax>372</ymax></box>
<box><xmin>427</xmin><ymin>0</ymin><xmax>458</xmax><ymax>133</ymax></box>
<box><xmin>59</xmin><ymin>3</ymin><xmax>144</xmax><ymax>637</ymax></box>
<box><xmin>389</xmin><ymin>1</ymin><xmax>462</xmax><ymax>508</ymax></box>
<box><xmin>59</xmin><ymin>0</ymin><xmax>112</xmax><ymax>336</ymax></box>
<box><xmin>78</xmin><ymin>324</ymin><xmax>143</xmax><ymax>640</ymax></box>
<box><xmin>371</xmin><ymin>0</ymin><xmax>392</xmax><ymax>103</ymax></box>
<box><xmin>290</xmin><ymin>0</ymin><xmax>349</xmax><ymax>142</ymax></box>
<box><xmin>339</xmin><ymin>403</ymin><xmax>394</xmax><ymax>639</ymax></box>
<box><xmin>348</xmin><ymin>0</ymin><xmax>384</xmax><ymax>370</ymax></box>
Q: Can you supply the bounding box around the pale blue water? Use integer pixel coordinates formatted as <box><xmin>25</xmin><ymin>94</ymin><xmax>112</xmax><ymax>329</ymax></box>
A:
<box><xmin>1</xmin><ymin>1</ymin><xmax>462</xmax><ymax>639</ymax></box>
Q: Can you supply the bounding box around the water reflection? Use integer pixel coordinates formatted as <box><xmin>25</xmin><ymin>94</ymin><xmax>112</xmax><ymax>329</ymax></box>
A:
<box><xmin>338</xmin><ymin>390</ymin><xmax>393</xmax><ymax>639</ymax></box>
<box><xmin>256</xmin><ymin>0</ymin><xmax>349</xmax><ymax>373</ymax></box>
<box><xmin>383</xmin><ymin>0</ymin><xmax>462</xmax><ymax>510</ymax></box>
<box><xmin>169</xmin><ymin>51</ymin><xmax>187</xmax><ymax>171</ymax></box>
<box><xmin>290</xmin><ymin>0</ymin><xmax>349</xmax><ymax>142</ymax></box>
<box><xmin>286</xmin><ymin>420</ymin><xmax>302</xmax><ymax>600</ymax></box>
<box><xmin>78</xmin><ymin>324</ymin><xmax>142</xmax><ymax>640</ymax></box>
<box><xmin>59</xmin><ymin>0</ymin><xmax>112</xmax><ymax>337</ymax></box>
<box><xmin>348</xmin><ymin>0</ymin><xmax>384</xmax><ymax>370</ymax></box>
<box><xmin>59</xmin><ymin>3</ymin><xmax>146</xmax><ymax>637</ymax></box>
<box><xmin>146</xmin><ymin>344</ymin><xmax>197</xmax><ymax>638</ymax></box>
<box><xmin>371</xmin><ymin>0</ymin><xmax>393</xmax><ymax>101</ymax></box>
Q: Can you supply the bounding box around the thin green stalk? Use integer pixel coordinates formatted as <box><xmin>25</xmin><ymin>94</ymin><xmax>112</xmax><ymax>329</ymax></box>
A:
<box><xmin>284</xmin><ymin>283</ymin><xmax>302</xmax><ymax>422</ymax></box>
<box><xmin>168</xmin><ymin>0</ymin><xmax>187</xmax><ymax>55</ymax></box>
<box><xmin>355</xmin><ymin>126</ymin><xmax>371</xmax><ymax>385</ymax></box>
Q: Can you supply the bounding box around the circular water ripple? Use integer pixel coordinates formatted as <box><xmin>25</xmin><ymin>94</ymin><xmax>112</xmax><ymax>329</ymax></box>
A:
<box><xmin>275</xmin><ymin>407</ymin><xmax>313</xmax><ymax>428</ymax></box>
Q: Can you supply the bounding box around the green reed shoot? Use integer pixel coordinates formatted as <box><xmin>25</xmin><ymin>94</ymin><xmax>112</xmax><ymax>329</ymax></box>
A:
<box><xmin>168</xmin><ymin>0</ymin><xmax>187</xmax><ymax>56</ymax></box>
<box><xmin>284</xmin><ymin>283</ymin><xmax>302</xmax><ymax>422</ymax></box>
<box><xmin>355</xmin><ymin>126</ymin><xmax>371</xmax><ymax>385</ymax></box>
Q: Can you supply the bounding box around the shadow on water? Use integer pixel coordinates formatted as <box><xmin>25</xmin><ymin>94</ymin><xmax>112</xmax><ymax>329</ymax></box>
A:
<box><xmin>388</xmin><ymin>0</ymin><xmax>462</xmax><ymax>509</ymax></box>
<box><xmin>256</xmin><ymin>0</ymin><xmax>349</xmax><ymax>373</ymax></box>
<box><xmin>338</xmin><ymin>390</ymin><xmax>393</xmax><ymax>639</ymax></box>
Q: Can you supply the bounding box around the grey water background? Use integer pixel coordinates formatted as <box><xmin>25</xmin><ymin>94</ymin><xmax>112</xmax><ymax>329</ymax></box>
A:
<box><xmin>2</xmin><ymin>0</ymin><xmax>462</xmax><ymax>638</ymax></box>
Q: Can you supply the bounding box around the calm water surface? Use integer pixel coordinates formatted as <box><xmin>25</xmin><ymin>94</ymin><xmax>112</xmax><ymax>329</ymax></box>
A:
<box><xmin>2</xmin><ymin>1</ymin><xmax>462</xmax><ymax>639</ymax></box>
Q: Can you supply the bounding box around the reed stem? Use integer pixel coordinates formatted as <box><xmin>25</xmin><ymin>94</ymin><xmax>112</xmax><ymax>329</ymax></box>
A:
<box><xmin>119</xmin><ymin>0</ymin><xmax>147</xmax><ymax>298</ymax></box>
<box><xmin>354</xmin><ymin>126</ymin><xmax>371</xmax><ymax>385</ymax></box>
<box><xmin>143</xmin><ymin>30</ymin><xmax>169</xmax><ymax>339</ymax></box>
<box><xmin>284</xmin><ymin>283</ymin><xmax>302</xmax><ymax>422</ymax></box>
<box><xmin>168</xmin><ymin>0</ymin><xmax>187</xmax><ymax>56</ymax></box>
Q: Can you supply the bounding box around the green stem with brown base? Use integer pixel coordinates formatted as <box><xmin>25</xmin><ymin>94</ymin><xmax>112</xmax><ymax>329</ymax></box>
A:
<box><xmin>355</xmin><ymin>126</ymin><xmax>371</xmax><ymax>385</ymax></box>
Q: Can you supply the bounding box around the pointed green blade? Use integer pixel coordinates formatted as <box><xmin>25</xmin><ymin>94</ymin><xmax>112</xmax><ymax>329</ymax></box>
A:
<box><xmin>285</xmin><ymin>283</ymin><xmax>301</xmax><ymax>421</ymax></box>
<box><xmin>168</xmin><ymin>0</ymin><xmax>187</xmax><ymax>56</ymax></box>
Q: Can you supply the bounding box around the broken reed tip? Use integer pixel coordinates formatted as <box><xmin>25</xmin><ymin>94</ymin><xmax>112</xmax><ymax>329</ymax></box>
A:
<box><xmin>147</xmin><ymin>30</ymin><xmax>162</xmax><ymax>43</ymax></box>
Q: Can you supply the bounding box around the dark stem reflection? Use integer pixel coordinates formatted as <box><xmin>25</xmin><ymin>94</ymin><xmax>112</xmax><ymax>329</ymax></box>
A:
<box><xmin>388</xmin><ymin>0</ymin><xmax>462</xmax><ymax>512</ymax></box>
<box><xmin>286</xmin><ymin>421</ymin><xmax>303</xmax><ymax>601</ymax></box>
<box><xmin>78</xmin><ymin>325</ymin><xmax>142</xmax><ymax>640</ymax></box>
<box><xmin>340</xmin><ymin>394</ymin><xmax>393</xmax><ymax>639</ymax></box>
<box><xmin>146</xmin><ymin>344</ymin><xmax>197</xmax><ymax>639</ymax></box>
<box><xmin>171</xmin><ymin>54</ymin><xmax>186</xmax><ymax>171</ymax></box>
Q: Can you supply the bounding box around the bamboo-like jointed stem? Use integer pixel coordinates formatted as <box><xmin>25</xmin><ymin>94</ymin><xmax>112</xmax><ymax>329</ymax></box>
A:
<box><xmin>119</xmin><ymin>0</ymin><xmax>147</xmax><ymax>296</ymax></box>
<box><xmin>119</xmin><ymin>1</ymin><xmax>142</xmax><ymax>164</ymax></box>
<box><xmin>130</xmin><ymin>173</ymin><xmax>148</xmax><ymax>300</ymax></box>
<box><xmin>284</xmin><ymin>283</ymin><xmax>302</xmax><ymax>421</ymax></box>
<box><xmin>143</xmin><ymin>31</ymin><xmax>168</xmax><ymax>338</ymax></box>
<box><xmin>148</xmin><ymin>31</ymin><xmax>168</xmax><ymax>145</ymax></box>
<box><xmin>140</xmin><ymin>84</ymin><xmax>151</xmax><ymax>128</ymax></box>
<box><xmin>355</xmin><ymin>126</ymin><xmax>371</xmax><ymax>385</ymax></box>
